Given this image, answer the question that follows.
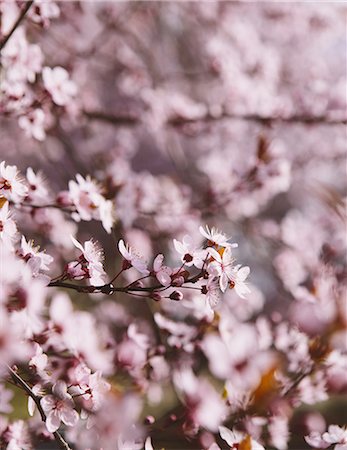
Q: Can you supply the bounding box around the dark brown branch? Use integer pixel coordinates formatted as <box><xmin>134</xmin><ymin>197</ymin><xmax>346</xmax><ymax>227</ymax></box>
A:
<box><xmin>83</xmin><ymin>110</ymin><xmax>139</xmax><ymax>126</ymax></box>
<box><xmin>83</xmin><ymin>109</ymin><xmax>347</xmax><ymax>127</ymax></box>
<box><xmin>48</xmin><ymin>269</ymin><xmax>205</xmax><ymax>297</ymax></box>
<box><xmin>0</xmin><ymin>1</ymin><xmax>34</xmax><ymax>53</ymax></box>
<box><xmin>7</xmin><ymin>365</ymin><xmax>72</xmax><ymax>450</ymax></box>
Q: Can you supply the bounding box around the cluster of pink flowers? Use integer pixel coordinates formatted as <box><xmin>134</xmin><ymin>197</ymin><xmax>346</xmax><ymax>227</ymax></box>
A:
<box><xmin>0</xmin><ymin>2</ymin><xmax>346</xmax><ymax>450</ymax></box>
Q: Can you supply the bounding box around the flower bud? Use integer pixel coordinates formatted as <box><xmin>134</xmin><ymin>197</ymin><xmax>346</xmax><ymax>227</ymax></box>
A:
<box><xmin>169</xmin><ymin>290</ymin><xmax>183</xmax><ymax>301</ymax></box>
<box><xmin>151</xmin><ymin>292</ymin><xmax>162</xmax><ymax>302</ymax></box>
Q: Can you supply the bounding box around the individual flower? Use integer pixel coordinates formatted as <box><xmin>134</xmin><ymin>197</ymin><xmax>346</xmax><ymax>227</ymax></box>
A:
<box><xmin>4</xmin><ymin>420</ymin><xmax>31</xmax><ymax>449</ymax></box>
<box><xmin>18</xmin><ymin>108</ymin><xmax>46</xmax><ymax>141</ymax></box>
<box><xmin>219</xmin><ymin>426</ymin><xmax>265</xmax><ymax>450</ymax></box>
<box><xmin>29</xmin><ymin>343</ymin><xmax>48</xmax><ymax>372</ymax></box>
<box><xmin>67</xmin><ymin>174</ymin><xmax>114</xmax><ymax>233</ymax></box>
<box><xmin>173</xmin><ymin>368</ymin><xmax>228</xmax><ymax>431</ymax></box>
<box><xmin>73</xmin><ymin>364</ymin><xmax>110</xmax><ymax>412</ymax></box>
<box><xmin>40</xmin><ymin>381</ymin><xmax>79</xmax><ymax>433</ymax></box>
<box><xmin>25</xmin><ymin>167</ymin><xmax>50</xmax><ymax>203</ymax></box>
<box><xmin>42</xmin><ymin>66</ymin><xmax>77</xmax><ymax>106</ymax></box>
<box><xmin>305</xmin><ymin>425</ymin><xmax>347</xmax><ymax>449</ymax></box>
<box><xmin>118</xmin><ymin>239</ymin><xmax>149</xmax><ymax>275</ymax></box>
<box><xmin>207</xmin><ymin>246</ymin><xmax>235</xmax><ymax>292</ymax></box>
<box><xmin>0</xmin><ymin>201</ymin><xmax>17</xmax><ymax>248</ymax></box>
<box><xmin>228</xmin><ymin>264</ymin><xmax>251</xmax><ymax>298</ymax></box>
<box><xmin>152</xmin><ymin>254</ymin><xmax>172</xmax><ymax>286</ymax></box>
<box><xmin>20</xmin><ymin>235</ymin><xmax>53</xmax><ymax>276</ymax></box>
<box><xmin>199</xmin><ymin>225</ymin><xmax>238</xmax><ymax>248</ymax></box>
<box><xmin>323</xmin><ymin>425</ymin><xmax>347</xmax><ymax>448</ymax></box>
<box><xmin>70</xmin><ymin>236</ymin><xmax>107</xmax><ymax>285</ymax></box>
<box><xmin>0</xmin><ymin>161</ymin><xmax>27</xmax><ymax>203</ymax></box>
<box><xmin>201</xmin><ymin>277</ymin><xmax>220</xmax><ymax>309</ymax></box>
<box><xmin>173</xmin><ymin>235</ymin><xmax>206</xmax><ymax>268</ymax></box>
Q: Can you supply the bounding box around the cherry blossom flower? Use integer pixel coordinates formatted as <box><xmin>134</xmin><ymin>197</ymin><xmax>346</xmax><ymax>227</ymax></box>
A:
<box><xmin>173</xmin><ymin>235</ymin><xmax>206</xmax><ymax>268</ymax></box>
<box><xmin>25</xmin><ymin>167</ymin><xmax>50</xmax><ymax>204</ymax></box>
<box><xmin>0</xmin><ymin>201</ymin><xmax>17</xmax><ymax>248</ymax></box>
<box><xmin>201</xmin><ymin>277</ymin><xmax>221</xmax><ymax>309</ymax></box>
<box><xmin>40</xmin><ymin>381</ymin><xmax>79</xmax><ymax>433</ymax></box>
<box><xmin>306</xmin><ymin>425</ymin><xmax>347</xmax><ymax>449</ymax></box>
<box><xmin>219</xmin><ymin>426</ymin><xmax>265</xmax><ymax>450</ymax></box>
<box><xmin>228</xmin><ymin>264</ymin><xmax>251</xmax><ymax>298</ymax></box>
<box><xmin>207</xmin><ymin>246</ymin><xmax>235</xmax><ymax>292</ymax></box>
<box><xmin>29</xmin><ymin>0</ymin><xmax>60</xmax><ymax>26</ymax></box>
<box><xmin>42</xmin><ymin>66</ymin><xmax>77</xmax><ymax>106</ymax></box>
<box><xmin>173</xmin><ymin>368</ymin><xmax>228</xmax><ymax>431</ymax></box>
<box><xmin>199</xmin><ymin>225</ymin><xmax>238</xmax><ymax>248</ymax></box>
<box><xmin>0</xmin><ymin>161</ymin><xmax>27</xmax><ymax>203</ymax></box>
<box><xmin>4</xmin><ymin>420</ymin><xmax>31</xmax><ymax>450</ymax></box>
<box><xmin>73</xmin><ymin>364</ymin><xmax>110</xmax><ymax>412</ymax></box>
<box><xmin>70</xmin><ymin>236</ymin><xmax>107</xmax><ymax>285</ymax></box>
<box><xmin>67</xmin><ymin>174</ymin><xmax>114</xmax><ymax>233</ymax></box>
<box><xmin>18</xmin><ymin>109</ymin><xmax>46</xmax><ymax>141</ymax></box>
<box><xmin>118</xmin><ymin>239</ymin><xmax>149</xmax><ymax>275</ymax></box>
<box><xmin>20</xmin><ymin>235</ymin><xmax>53</xmax><ymax>278</ymax></box>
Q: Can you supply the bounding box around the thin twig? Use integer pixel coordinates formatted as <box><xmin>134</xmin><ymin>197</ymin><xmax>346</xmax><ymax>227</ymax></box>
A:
<box><xmin>6</xmin><ymin>365</ymin><xmax>72</xmax><ymax>450</ymax></box>
<box><xmin>0</xmin><ymin>1</ymin><xmax>34</xmax><ymax>53</ymax></box>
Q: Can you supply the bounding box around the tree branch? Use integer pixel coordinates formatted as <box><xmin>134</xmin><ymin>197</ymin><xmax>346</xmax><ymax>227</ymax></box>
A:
<box><xmin>83</xmin><ymin>109</ymin><xmax>347</xmax><ymax>127</ymax></box>
<box><xmin>0</xmin><ymin>1</ymin><xmax>34</xmax><ymax>53</ymax></box>
<box><xmin>6</xmin><ymin>365</ymin><xmax>72</xmax><ymax>450</ymax></box>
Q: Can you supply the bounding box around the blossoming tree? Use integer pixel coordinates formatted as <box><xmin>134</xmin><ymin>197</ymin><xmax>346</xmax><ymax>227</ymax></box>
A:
<box><xmin>0</xmin><ymin>2</ymin><xmax>346</xmax><ymax>450</ymax></box>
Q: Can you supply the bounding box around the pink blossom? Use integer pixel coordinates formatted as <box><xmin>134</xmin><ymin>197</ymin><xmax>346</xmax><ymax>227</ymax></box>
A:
<box><xmin>229</xmin><ymin>264</ymin><xmax>251</xmax><ymax>298</ymax></box>
<box><xmin>173</xmin><ymin>368</ymin><xmax>228</xmax><ymax>431</ymax></box>
<box><xmin>25</xmin><ymin>167</ymin><xmax>50</xmax><ymax>204</ymax></box>
<box><xmin>29</xmin><ymin>343</ymin><xmax>48</xmax><ymax>372</ymax></box>
<box><xmin>67</xmin><ymin>174</ymin><xmax>114</xmax><ymax>233</ymax></box>
<box><xmin>305</xmin><ymin>425</ymin><xmax>347</xmax><ymax>450</ymax></box>
<box><xmin>202</xmin><ymin>277</ymin><xmax>220</xmax><ymax>309</ymax></box>
<box><xmin>18</xmin><ymin>109</ymin><xmax>46</xmax><ymax>141</ymax></box>
<box><xmin>4</xmin><ymin>420</ymin><xmax>31</xmax><ymax>450</ymax></box>
<box><xmin>207</xmin><ymin>246</ymin><xmax>235</xmax><ymax>292</ymax></box>
<box><xmin>73</xmin><ymin>364</ymin><xmax>110</xmax><ymax>412</ymax></box>
<box><xmin>70</xmin><ymin>235</ymin><xmax>107</xmax><ymax>285</ymax></box>
<box><xmin>173</xmin><ymin>235</ymin><xmax>206</xmax><ymax>268</ymax></box>
<box><xmin>40</xmin><ymin>381</ymin><xmax>79</xmax><ymax>433</ymax></box>
<box><xmin>42</xmin><ymin>66</ymin><xmax>77</xmax><ymax>106</ymax></box>
<box><xmin>118</xmin><ymin>239</ymin><xmax>149</xmax><ymax>275</ymax></box>
<box><xmin>0</xmin><ymin>161</ymin><xmax>27</xmax><ymax>203</ymax></box>
<box><xmin>20</xmin><ymin>235</ymin><xmax>53</xmax><ymax>278</ymax></box>
<box><xmin>0</xmin><ymin>202</ymin><xmax>17</xmax><ymax>248</ymax></box>
<box><xmin>219</xmin><ymin>426</ymin><xmax>265</xmax><ymax>450</ymax></box>
<box><xmin>199</xmin><ymin>225</ymin><xmax>238</xmax><ymax>248</ymax></box>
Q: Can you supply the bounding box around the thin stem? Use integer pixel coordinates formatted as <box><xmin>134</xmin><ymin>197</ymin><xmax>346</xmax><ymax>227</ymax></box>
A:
<box><xmin>0</xmin><ymin>1</ymin><xmax>34</xmax><ymax>53</ymax></box>
<box><xmin>6</xmin><ymin>365</ymin><xmax>72</xmax><ymax>450</ymax></box>
<box><xmin>109</xmin><ymin>268</ymin><xmax>124</xmax><ymax>284</ymax></box>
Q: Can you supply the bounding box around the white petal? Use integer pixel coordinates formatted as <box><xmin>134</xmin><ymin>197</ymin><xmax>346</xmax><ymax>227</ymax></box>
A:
<box><xmin>219</xmin><ymin>426</ymin><xmax>237</xmax><ymax>446</ymax></box>
<box><xmin>153</xmin><ymin>254</ymin><xmax>164</xmax><ymax>272</ymax></box>
<box><xmin>70</xmin><ymin>235</ymin><xmax>84</xmax><ymax>252</ymax></box>
<box><xmin>46</xmin><ymin>410</ymin><xmax>61</xmax><ymax>433</ymax></box>
<box><xmin>238</xmin><ymin>266</ymin><xmax>250</xmax><ymax>281</ymax></box>
<box><xmin>61</xmin><ymin>407</ymin><xmax>79</xmax><ymax>427</ymax></box>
